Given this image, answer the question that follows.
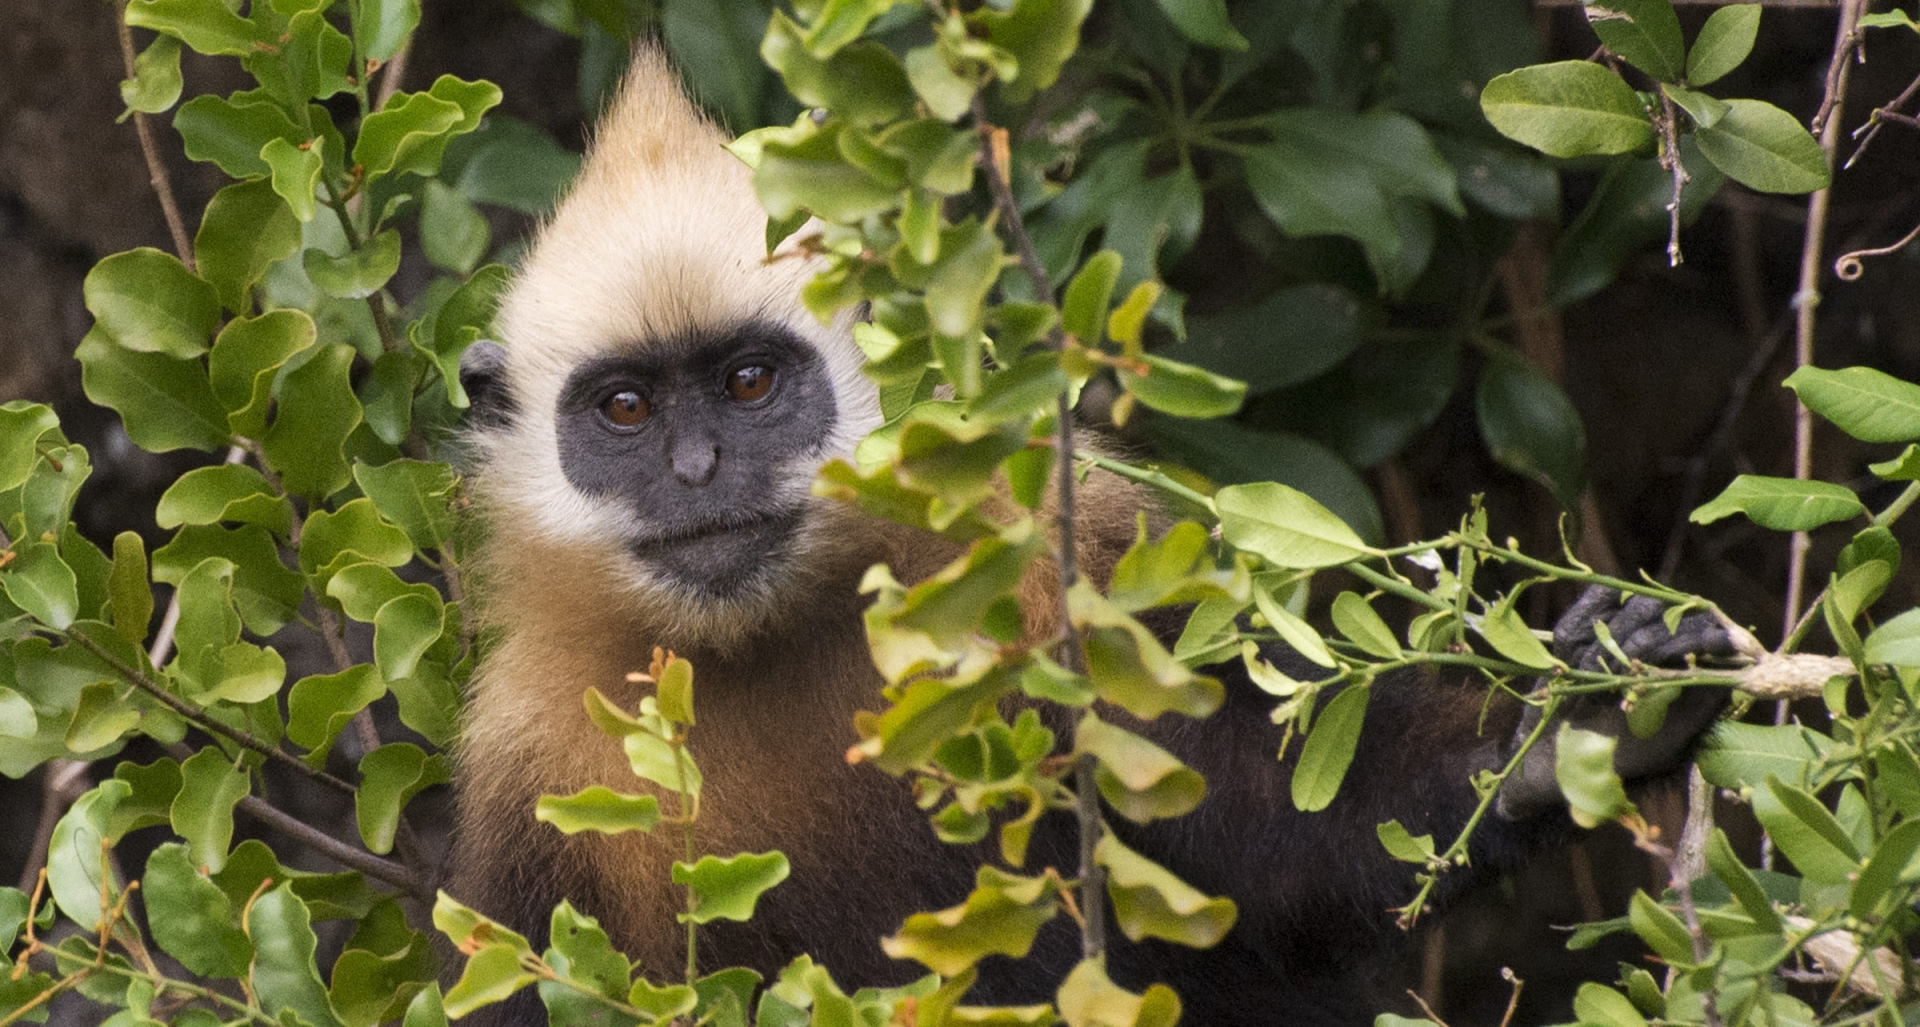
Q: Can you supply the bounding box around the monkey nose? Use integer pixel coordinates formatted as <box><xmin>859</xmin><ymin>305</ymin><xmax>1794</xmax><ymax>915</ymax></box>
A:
<box><xmin>669</xmin><ymin>437</ymin><xmax>718</xmax><ymax>486</ymax></box>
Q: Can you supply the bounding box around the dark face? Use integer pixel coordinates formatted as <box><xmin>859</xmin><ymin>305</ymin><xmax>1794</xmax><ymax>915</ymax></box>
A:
<box><xmin>554</xmin><ymin>323</ymin><xmax>839</xmax><ymax>598</ymax></box>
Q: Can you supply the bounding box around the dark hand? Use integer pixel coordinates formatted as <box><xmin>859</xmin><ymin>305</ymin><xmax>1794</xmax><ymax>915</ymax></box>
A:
<box><xmin>1496</xmin><ymin>587</ymin><xmax>1736</xmax><ymax>820</ymax></box>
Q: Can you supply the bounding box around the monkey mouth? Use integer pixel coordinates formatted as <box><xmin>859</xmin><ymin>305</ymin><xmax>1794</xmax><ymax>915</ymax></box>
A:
<box><xmin>628</xmin><ymin>509</ymin><xmax>804</xmax><ymax>595</ymax></box>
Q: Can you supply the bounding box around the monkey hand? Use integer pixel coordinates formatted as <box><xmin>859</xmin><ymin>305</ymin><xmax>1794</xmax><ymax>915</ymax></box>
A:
<box><xmin>1495</xmin><ymin>586</ymin><xmax>1737</xmax><ymax>821</ymax></box>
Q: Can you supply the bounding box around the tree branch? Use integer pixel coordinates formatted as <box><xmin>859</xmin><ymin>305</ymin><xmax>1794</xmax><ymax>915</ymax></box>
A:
<box><xmin>112</xmin><ymin>3</ymin><xmax>195</xmax><ymax>270</ymax></box>
<box><xmin>234</xmin><ymin>793</ymin><xmax>430</xmax><ymax>899</ymax></box>
<box><xmin>64</xmin><ymin>627</ymin><xmax>358</xmax><ymax>796</ymax></box>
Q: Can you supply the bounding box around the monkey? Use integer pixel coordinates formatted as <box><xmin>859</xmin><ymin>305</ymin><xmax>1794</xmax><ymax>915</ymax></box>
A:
<box><xmin>447</xmin><ymin>49</ymin><xmax>1734</xmax><ymax>1026</ymax></box>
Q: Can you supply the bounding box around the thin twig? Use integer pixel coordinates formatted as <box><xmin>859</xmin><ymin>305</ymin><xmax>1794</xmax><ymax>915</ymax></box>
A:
<box><xmin>1657</xmin><ymin>94</ymin><xmax>1690</xmax><ymax>267</ymax></box>
<box><xmin>1657</xmin><ymin>315</ymin><xmax>1792</xmax><ymax>579</ymax></box>
<box><xmin>234</xmin><ymin>793</ymin><xmax>429</xmax><ymax>898</ymax></box>
<box><xmin>16</xmin><ymin>761</ymin><xmax>91</xmax><ymax>893</ymax></box>
<box><xmin>1783</xmin><ymin>0</ymin><xmax>1866</xmax><ymax>648</ymax></box>
<box><xmin>64</xmin><ymin>627</ymin><xmax>358</xmax><ymax>796</ymax></box>
<box><xmin>113</xmin><ymin>4</ymin><xmax>195</xmax><ymax>268</ymax></box>
<box><xmin>1847</xmin><ymin>69</ymin><xmax>1920</xmax><ymax>168</ymax></box>
<box><xmin>973</xmin><ymin>90</ymin><xmax>1103</xmax><ymax>960</ymax></box>
<box><xmin>1834</xmin><ymin>219</ymin><xmax>1920</xmax><ymax>281</ymax></box>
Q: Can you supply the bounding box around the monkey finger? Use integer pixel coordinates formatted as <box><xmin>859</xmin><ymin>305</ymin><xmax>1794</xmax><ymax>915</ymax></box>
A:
<box><xmin>1551</xmin><ymin>585</ymin><xmax>1623</xmax><ymax>656</ymax></box>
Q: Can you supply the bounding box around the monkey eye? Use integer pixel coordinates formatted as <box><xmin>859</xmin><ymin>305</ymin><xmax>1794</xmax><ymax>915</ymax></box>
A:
<box><xmin>726</xmin><ymin>365</ymin><xmax>776</xmax><ymax>404</ymax></box>
<box><xmin>600</xmin><ymin>390</ymin><xmax>651</xmax><ymax>427</ymax></box>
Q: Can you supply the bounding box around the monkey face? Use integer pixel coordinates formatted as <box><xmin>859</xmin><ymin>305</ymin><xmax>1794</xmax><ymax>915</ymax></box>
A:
<box><xmin>551</xmin><ymin>322</ymin><xmax>839</xmax><ymax>599</ymax></box>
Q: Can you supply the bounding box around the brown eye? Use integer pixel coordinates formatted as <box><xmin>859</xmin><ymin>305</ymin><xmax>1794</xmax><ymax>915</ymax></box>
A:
<box><xmin>726</xmin><ymin>366</ymin><xmax>775</xmax><ymax>403</ymax></box>
<box><xmin>601</xmin><ymin>390</ymin><xmax>650</xmax><ymax>427</ymax></box>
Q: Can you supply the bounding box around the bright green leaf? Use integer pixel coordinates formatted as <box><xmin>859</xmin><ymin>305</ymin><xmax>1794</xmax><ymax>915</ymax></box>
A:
<box><xmin>83</xmin><ymin>248</ymin><xmax>220</xmax><ymax>359</ymax></box>
<box><xmin>672</xmin><ymin>852</ymin><xmax>790</xmax><ymax>924</ymax></box>
<box><xmin>1481</xmin><ymin>61</ymin><xmax>1655</xmax><ymax>158</ymax></box>
<box><xmin>1690</xmin><ymin>474</ymin><xmax>1864</xmax><ymax>532</ymax></box>
<box><xmin>1695</xmin><ymin>98</ymin><xmax>1830</xmax><ymax>194</ymax></box>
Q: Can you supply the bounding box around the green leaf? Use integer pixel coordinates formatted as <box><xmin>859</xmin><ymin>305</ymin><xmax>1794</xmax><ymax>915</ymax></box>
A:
<box><xmin>352</xmin><ymin>460</ymin><xmax>458</xmax><ymax>554</ymax></box>
<box><xmin>1476</xmin><ymin>350</ymin><xmax>1586</xmax><ymax>509</ymax></box>
<box><xmin>120</xmin><ymin>33</ymin><xmax>184</xmax><ymax>116</ymax></box>
<box><xmin>126</xmin><ymin>0</ymin><xmax>260</xmax><ymax>55</ymax></box>
<box><xmin>1056</xmin><ymin>958</ymin><xmax>1179</xmax><ymax>1027</ymax></box>
<box><xmin>171</xmin><ymin>748</ymin><xmax>250</xmax><ymax>874</ymax></box>
<box><xmin>354</xmin><ymin>76</ymin><xmax>502</xmax><ymax>180</ymax></box>
<box><xmin>1072</xmin><ymin>582</ymin><xmax>1224</xmax><ymax>719</ymax></box>
<box><xmin>1694</xmin><ymin>721</ymin><xmax>1833</xmax><ymax>791</ymax></box>
<box><xmin>261</xmin><ymin>343</ymin><xmax>364</xmax><ymax>498</ymax></box>
<box><xmin>442</xmin><ymin>945</ymin><xmax>535</xmax><ymax>1018</ymax></box>
<box><xmin>1866</xmin><ymin>608</ymin><xmax>1920</xmax><ymax>668</ymax></box>
<box><xmin>153</xmin><ymin>524</ymin><xmax>304</xmax><ymax>635</ymax></box>
<box><xmin>1476</xmin><ymin>599</ymin><xmax>1561</xmax><ymax>671</ymax></box>
<box><xmin>156</xmin><ymin>464</ymin><xmax>290</xmax><ymax>536</ymax></box>
<box><xmin>65</xmin><ymin>680</ymin><xmax>141</xmax><ymax>755</ymax></box>
<box><xmin>1583</xmin><ymin>0</ymin><xmax>1684</xmax><ymax>82</ymax></box>
<box><xmin>1548</xmin><ymin>137</ymin><xmax>1725</xmax><ymax>305</ymax></box>
<box><xmin>330</xmin><ymin>909</ymin><xmax>435</xmax><ymax>1027</ymax></box>
<box><xmin>352</xmin><ymin>0</ymin><xmax>421</xmax><ymax>62</ymax></box>
<box><xmin>420</xmin><ymin>181</ymin><xmax>490</xmax><ymax>274</ymax></box>
<box><xmin>970</xmin><ymin>0</ymin><xmax>1091</xmax><ymax>96</ymax></box>
<box><xmin>1376</xmin><ymin>821</ymin><xmax>1435</xmax><ymax>864</ymax></box>
<box><xmin>1784</xmin><ymin>365</ymin><xmax>1920</xmax><ymax>443</ymax></box>
<box><xmin>1096</xmin><ymin>833</ymin><xmax>1236</xmax><ymax>947</ymax></box>
<box><xmin>1151</xmin><ymin>0</ymin><xmax>1247</xmax><ymax>50</ymax></box>
<box><xmin>1704</xmin><ymin>827</ymin><xmax>1779</xmax><ymax>932</ymax></box>
<box><xmin>1689</xmin><ymin>474</ymin><xmax>1864</xmax><ymax>532</ymax></box>
<box><xmin>47</xmin><ymin>781</ymin><xmax>129</xmax><ymax>929</ymax></box>
<box><xmin>287</xmin><ymin>665</ymin><xmax>385</xmax><ymax>766</ymax></box>
<box><xmin>1117</xmin><ymin>354</ymin><xmax>1246</xmax><ymax>419</ymax></box>
<box><xmin>261</xmin><ymin>136</ymin><xmax>324</xmax><ymax>222</ymax></box>
<box><xmin>1556</xmin><ymin>725</ymin><xmax>1632</xmax><ymax>828</ymax></box>
<box><xmin>760</xmin><ymin>15</ymin><xmax>914</xmax><ymax>127</ymax></box>
<box><xmin>208</xmin><ymin>309</ymin><xmax>318</xmax><ymax>438</ymax></box>
<box><xmin>1481</xmin><ymin>61</ymin><xmax>1655</xmax><ymax>158</ymax></box>
<box><xmin>1216</xmin><ymin>481</ymin><xmax>1371</xmax><ymax>569</ymax></box>
<box><xmin>671</xmin><ymin>852</ymin><xmax>790</xmax><ymax>924</ymax></box>
<box><xmin>1662</xmin><ymin>83</ymin><xmax>1728</xmax><ymax>130</ymax></box>
<box><xmin>1687</xmin><ymin>4</ymin><xmax>1760</xmax><ymax>86</ymax></box>
<box><xmin>1250</xmin><ymin>582</ymin><xmax>1334</xmax><ymax>670</ymax></box>
<box><xmin>304</xmin><ymin>229</ymin><xmax>403</xmax><ymax>300</ymax></box>
<box><xmin>404</xmin><ymin>985</ymin><xmax>449</xmax><ymax>1027</ymax></box>
<box><xmin>883</xmin><ymin>867</ymin><xmax>1058</xmax><ymax>976</ymax></box>
<box><xmin>1849</xmin><ymin>817</ymin><xmax>1920</xmax><ymax>918</ymax></box>
<box><xmin>1159</xmin><ymin>284</ymin><xmax>1365</xmax><ymax>395</ymax></box>
<box><xmin>1694</xmin><ymin>99</ymin><xmax>1830</xmax><ymax>194</ymax></box>
<box><xmin>1573</xmin><ymin>982</ymin><xmax>1649</xmax><ymax>1027</ymax></box>
<box><xmin>1076</xmin><ymin>713</ymin><xmax>1205</xmax><ymax>823</ymax></box>
<box><xmin>414</xmin><ymin>264</ymin><xmax>510</xmax><ymax>408</ymax></box>
<box><xmin>1870</xmin><ymin>444</ymin><xmax>1920</xmax><ymax>480</ymax></box>
<box><xmin>196</xmin><ymin>179</ymin><xmax>302</xmax><ymax>313</ymax></box>
<box><xmin>3</xmin><ymin>543</ymin><xmax>79</xmax><ymax>629</ymax></box>
<box><xmin>299</xmin><ymin>498</ymin><xmax>414</xmax><ymax>579</ymax></box>
<box><xmin>82</xmin><ymin>248</ymin><xmax>220</xmax><ymax>359</ymax></box>
<box><xmin>373</xmin><ymin>592</ymin><xmax>443</xmax><ymax>682</ymax></box>
<box><xmin>1752</xmin><ymin>774</ymin><xmax>1859</xmax><ymax>885</ymax></box>
<box><xmin>904</xmin><ymin>46</ymin><xmax>977</xmax><ymax>122</ymax></box>
<box><xmin>249</xmin><ymin>885</ymin><xmax>345</xmax><ymax>1027</ymax></box>
<box><xmin>0</xmin><ymin>402</ymin><xmax>60</xmax><ymax>492</ymax></box>
<box><xmin>356</xmin><ymin>743</ymin><xmax>449</xmax><ymax>855</ymax></box>
<box><xmin>535</xmin><ymin>786</ymin><xmax>663</xmax><ymax>835</ymax></box>
<box><xmin>142</xmin><ymin>843</ymin><xmax>251</xmax><ymax>977</ymax></box>
<box><xmin>1292</xmin><ymin>684</ymin><xmax>1368</xmax><ymax>811</ymax></box>
<box><xmin>0</xmin><ymin>687</ymin><xmax>35</xmax><ymax>740</ymax></box>
<box><xmin>1330</xmin><ymin>592</ymin><xmax>1399</xmax><ymax>660</ymax></box>
<box><xmin>174</xmin><ymin>95</ymin><xmax>304</xmax><ymax>178</ymax></box>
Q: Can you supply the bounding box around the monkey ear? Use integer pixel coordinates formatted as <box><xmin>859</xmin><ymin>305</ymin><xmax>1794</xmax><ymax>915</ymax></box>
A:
<box><xmin>460</xmin><ymin>340</ymin><xmax>516</xmax><ymax>427</ymax></box>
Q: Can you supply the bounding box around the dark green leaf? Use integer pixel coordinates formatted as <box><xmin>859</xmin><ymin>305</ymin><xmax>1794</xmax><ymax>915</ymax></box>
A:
<box><xmin>352</xmin><ymin>0</ymin><xmax>421</xmax><ymax>62</ymax></box>
<box><xmin>287</xmin><ymin>665</ymin><xmax>386</xmax><ymax>766</ymax></box>
<box><xmin>173</xmin><ymin>95</ymin><xmax>304</xmax><ymax>178</ymax></box>
<box><xmin>1477</xmin><ymin>349</ymin><xmax>1586</xmax><ymax>509</ymax></box>
<box><xmin>421</xmin><ymin>181</ymin><xmax>490</xmax><ymax>274</ymax></box>
<box><xmin>354</xmin><ymin>76</ymin><xmax>502</xmax><ymax>180</ymax></box>
<box><xmin>1161</xmin><ymin>284</ymin><xmax>1365</xmax><ymax>394</ymax></box>
<box><xmin>1292</xmin><ymin>685</ymin><xmax>1368</xmax><ymax>811</ymax></box>
<box><xmin>1150</xmin><ymin>0</ymin><xmax>1246</xmax><ymax>50</ymax></box>
<box><xmin>1584</xmin><ymin>0</ymin><xmax>1684</xmax><ymax>82</ymax></box>
<box><xmin>304</xmin><ymin>229</ymin><xmax>403</xmax><ymax>300</ymax></box>
<box><xmin>262</xmin><ymin>137</ymin><xmax>324</xmax><ymax>221</ymax></box>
